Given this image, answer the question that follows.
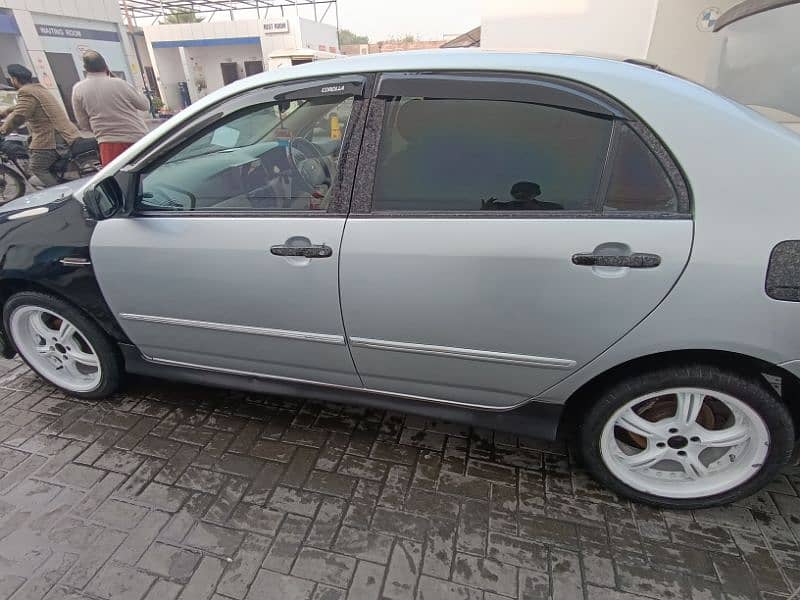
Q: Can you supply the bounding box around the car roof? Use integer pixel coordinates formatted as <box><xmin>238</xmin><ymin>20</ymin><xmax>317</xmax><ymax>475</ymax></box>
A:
<box><xmin>226</xmin><ymin>49</ymin><xmax>678</xmax><ymax>93</ymax></box>
<box><xmin>140</xmin><ymin>49</ymin><xmax>713</xmax><ymax>152</ymax></box>
<box><xmin>151</xmin><ymin>49</ymin><xmax>705</xmax><ymax>148</ymax></box>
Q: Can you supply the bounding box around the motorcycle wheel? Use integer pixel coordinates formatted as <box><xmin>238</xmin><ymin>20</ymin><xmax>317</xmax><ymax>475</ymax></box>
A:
<box><xmin>0</xmin><ymin>165</ymin><xmax>26</xmax><ymax>203</ymax></box>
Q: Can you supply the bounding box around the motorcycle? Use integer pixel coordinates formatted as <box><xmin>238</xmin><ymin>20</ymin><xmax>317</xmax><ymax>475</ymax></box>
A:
<box><xmin>0</xmin><ymin>132</ymin><xmax>101</xmax><ymax>204</ymax></box>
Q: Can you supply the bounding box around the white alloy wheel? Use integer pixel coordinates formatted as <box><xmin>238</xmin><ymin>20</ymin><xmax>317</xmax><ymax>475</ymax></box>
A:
<box><xmin>599</xmin><ymin>387</ymin><xmax>770</xmax><ymax>499</ymax></box>
<box><xmin>9</xmin><ymin>305</ymin><xmax>102</xmax><ymax>393</ymax></box>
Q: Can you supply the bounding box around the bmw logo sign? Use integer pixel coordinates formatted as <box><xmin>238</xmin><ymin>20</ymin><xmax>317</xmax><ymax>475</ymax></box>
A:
<box><xmin>697</xmin><ymin>7</ymin><xmax>721</xmax><ymax>32</ymax></box>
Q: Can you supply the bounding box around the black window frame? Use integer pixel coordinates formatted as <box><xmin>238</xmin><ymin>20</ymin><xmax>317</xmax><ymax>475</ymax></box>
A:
<box><xmin>350</xmin><ymin>70</ymin><xmax>691</xmax><ymax>219</ymax></box>
<box><xmin>111</xmin><ymin>74</ymin><xmax>373</xmax><ymax>219</ymax></box>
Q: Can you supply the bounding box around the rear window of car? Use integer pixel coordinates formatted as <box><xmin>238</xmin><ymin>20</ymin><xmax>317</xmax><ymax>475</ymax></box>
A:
<box><xmin>372</xmin><ymin>97</ymin><xmax>613</xmax><ymax>212</ymax></box>
<box><xmin>603</xmin><ymin>124</ymin><xmax>678</xmax><ymax>213</ymax></box>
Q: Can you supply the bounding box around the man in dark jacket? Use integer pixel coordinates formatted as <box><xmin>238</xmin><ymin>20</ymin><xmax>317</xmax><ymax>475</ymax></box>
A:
<box><xmin>0</xmin><ymin>64</ymin><xmax>80</xmax><ymax>187</ymax></box>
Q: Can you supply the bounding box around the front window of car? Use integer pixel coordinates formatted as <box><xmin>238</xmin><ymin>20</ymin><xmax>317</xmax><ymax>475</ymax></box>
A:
<box><xmin>138</xmin><ymin>94</ymin><xmax>354</xmax><ymax>212</ymax></box>
<box><xmin>168</xmin><ymin>97</ymin><xmax>352</xmax><ymax>163</ymax></box>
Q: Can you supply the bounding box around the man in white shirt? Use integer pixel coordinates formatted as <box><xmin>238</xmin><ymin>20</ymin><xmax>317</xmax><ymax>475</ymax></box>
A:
<box><xmin>72</xmin><ymin>50</ymin><xmax>150</xmax><ymax>166</ymax></box>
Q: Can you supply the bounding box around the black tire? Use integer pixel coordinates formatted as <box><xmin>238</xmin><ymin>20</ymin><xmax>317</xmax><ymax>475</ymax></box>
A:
<box><xmin>3</xmin><ymin>291</ymin><xmax>121</xmax><ymax>399</ymax></box>
<box><xmin>579</xmin><ymin>364</ymin><xmax>794</xmax><ymax>509</ymax></box>
<box><xmin>0</xmin><ymin>165</ymin><xmax>26</xmax><ymax>204</ymax></box>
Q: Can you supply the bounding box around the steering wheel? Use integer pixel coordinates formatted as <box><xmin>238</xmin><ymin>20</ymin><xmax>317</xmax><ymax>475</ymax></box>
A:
<box><xmin>287</xmin><ymin>137</ymin><xmax>332</xmax><ymax>191</ymax></box>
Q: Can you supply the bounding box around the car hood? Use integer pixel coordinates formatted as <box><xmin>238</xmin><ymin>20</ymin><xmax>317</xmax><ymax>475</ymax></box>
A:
<box><xmin>0</xmin><ymin>178</ymin><xmax>87</xmax><ymax>219</ymax></box>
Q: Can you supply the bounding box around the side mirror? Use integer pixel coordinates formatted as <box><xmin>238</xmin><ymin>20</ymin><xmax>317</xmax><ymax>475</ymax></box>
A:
<box><xmin>83</xmin><ymin>182</ymin><xmax>121</xmax><ymax>220</ymax></box>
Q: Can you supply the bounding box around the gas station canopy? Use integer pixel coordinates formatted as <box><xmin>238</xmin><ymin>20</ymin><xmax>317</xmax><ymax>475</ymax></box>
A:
<box><xmin>119</xmin><ymin>0</ymin><xmax>338</xmax><ymax>24</ymax></box>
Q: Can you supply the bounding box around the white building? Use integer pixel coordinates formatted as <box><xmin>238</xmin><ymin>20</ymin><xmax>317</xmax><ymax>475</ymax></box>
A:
<box><xmin>0</xmin><ymin>0</ymin><xmax>141</xmax><ymax>120</ymax></box>
<box><xmin>475</xmin><ymin>0</ymin><xmax>800</xmax><ymax>131</ymax></box>
<box><xmin>707</xmin><ymin>0</ymin><xmax>800</xmax><ymax>131</ymax></box>
<box><xmin>143</xmin><ymin>16</ymin><xmax>340</xmax><ymax>112</ymax></box>
<box><xmin>480</xmin><ymin>0</ymin><xmax>743</xmax><ymax>83</ymax></box>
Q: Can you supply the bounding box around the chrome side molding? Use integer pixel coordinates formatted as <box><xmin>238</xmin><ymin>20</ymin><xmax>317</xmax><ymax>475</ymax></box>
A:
<box><xmin>118</xmin><ymin>313</ymin><xmax>346</xmax><ymax>345</ymax></box>
<box><xmin>348</xmin><ymin>337</ymin><xmax>576</xmax><ymax>369</ymax></box>
<box><xmin>59</xmin><ymin>257</ymin><xmax>92</xmax><ymax>267</ymax></box>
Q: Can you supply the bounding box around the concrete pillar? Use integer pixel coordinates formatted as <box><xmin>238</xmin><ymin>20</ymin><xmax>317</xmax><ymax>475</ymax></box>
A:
<box><xmin>178</xmin><ymin>46</ymin><xmax>198</xmax><ymax>103</ymax></box>
<box><xmin>142</xmin><ymin>33</ymin><xmax>164</xmax><ymax>102</ymax></box>
<box><xmin>10</xmin><ymin>10</ymin><xmax>57</xmax><ymax>91</ymax></box>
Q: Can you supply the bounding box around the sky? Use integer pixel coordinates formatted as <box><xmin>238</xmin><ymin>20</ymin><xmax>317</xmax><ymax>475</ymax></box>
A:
<box><xmin>190</xmin><ymin>0</ymin><xmax>481</xmax><ymax>42</ymax></box>
<box><xmin>335</xmin><ymin>0</ymin><xmax>481</xmax><ymax>41</ymax></box>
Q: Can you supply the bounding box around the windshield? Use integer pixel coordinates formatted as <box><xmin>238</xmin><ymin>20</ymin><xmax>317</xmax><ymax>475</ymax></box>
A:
<box><xmin>710</xmin><ymin>3</ymin><xmax>800</xmax><ymax>127</ymax></box>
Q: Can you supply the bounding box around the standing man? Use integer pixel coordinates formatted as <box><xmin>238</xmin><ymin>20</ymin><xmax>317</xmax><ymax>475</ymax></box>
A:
<box><xmin>72</xmin><ymin>51</ymin><xmax>149</xmax><ymax>166</ymax></box>
<box><xmin>0</xmin><ymin>64</ymin><xmax>80</xmax><ymax>187</ymax></box>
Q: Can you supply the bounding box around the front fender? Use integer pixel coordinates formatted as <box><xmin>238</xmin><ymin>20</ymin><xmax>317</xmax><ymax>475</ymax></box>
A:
<box><xmin>0</xmin><ymin>194</ymin><xmax>129</xmax><ymax>357</ymax></box>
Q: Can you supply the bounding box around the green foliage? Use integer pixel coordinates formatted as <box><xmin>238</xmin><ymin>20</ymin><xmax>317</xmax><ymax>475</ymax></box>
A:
<box><xmin>383</xmin><ymin>34</ymin><xmax>418</xmax><ymax>44</ymax></box>
<box><xmin>161</xmin><ymin>10</ymin><xmax>203</xmax><ymax>24</ymax></box>
<box><xmin>339</xmin><ymin>29</ymin><xmax>369</xmax><ymax>45</ymax></box>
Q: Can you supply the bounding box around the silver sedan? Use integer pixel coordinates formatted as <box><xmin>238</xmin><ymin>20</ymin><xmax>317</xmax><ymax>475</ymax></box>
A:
<box><xmin>0</xmin><ymin>51</ymin><xmax>798</xmax><ymax>508</ymax></box>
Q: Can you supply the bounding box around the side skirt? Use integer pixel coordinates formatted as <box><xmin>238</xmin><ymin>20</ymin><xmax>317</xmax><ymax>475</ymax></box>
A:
<box><xmin>120</xmin><ymin>344</ymin><xmax>564</xmax><ymax>440</ymax></box>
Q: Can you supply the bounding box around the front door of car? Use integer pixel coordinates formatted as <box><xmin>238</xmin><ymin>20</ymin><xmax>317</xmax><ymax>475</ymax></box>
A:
<box><xmin>91</xmin><ymin>76</ymin><xmax>368</xmax><ymax>386</ymax></box>
<box><xmin>339</xmin><ymin>72</ymin><xmax>693</xmax><ymax>408</ymax></box>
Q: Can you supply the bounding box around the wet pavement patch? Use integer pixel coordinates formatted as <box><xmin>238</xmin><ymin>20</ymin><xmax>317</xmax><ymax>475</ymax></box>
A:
<box><xmin>0</xmin><ymin>359</ymin><xmax>798</xmax><ymax>598</ymax></box>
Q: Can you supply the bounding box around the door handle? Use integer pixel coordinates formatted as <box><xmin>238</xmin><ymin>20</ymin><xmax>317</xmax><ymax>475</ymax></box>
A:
<box><xmin>572</xmin><ymin>252</ymin><xmax>661</xmax><ymax>268</ymax></box>
<box><xmin>270</xmin><ymin>244</ymin><xmax>333</xmax><ymax>259</ymax></box>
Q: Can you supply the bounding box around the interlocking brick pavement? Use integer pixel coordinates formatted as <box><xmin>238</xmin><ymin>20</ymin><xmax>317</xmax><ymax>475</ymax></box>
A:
<box><xmin>0</xmin><ymin>358</ymin><xmax>799</xmax><ymax>599</ymax></box>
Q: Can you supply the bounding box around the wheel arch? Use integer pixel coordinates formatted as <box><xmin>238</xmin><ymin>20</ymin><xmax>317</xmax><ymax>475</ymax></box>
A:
<box><xmin>0</xmin><ymin>278</ymin><xmax>124</xmax><ymax>358</ymax></box>
<box><xmin>558</xmin><ymin>348</ymin><xmax>800</xmax><ymax>439</ymax></box>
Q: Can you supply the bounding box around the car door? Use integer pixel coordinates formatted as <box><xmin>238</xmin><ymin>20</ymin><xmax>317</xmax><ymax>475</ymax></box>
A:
<box><xmin>91</xmin><ymin>76</ymin><xmax>368</xmax><ymax>387</ymax></box>
<box><xmin>339</xmin><ymin>72</ymin><xmax>693</xmax><ymax>408</ymax></box>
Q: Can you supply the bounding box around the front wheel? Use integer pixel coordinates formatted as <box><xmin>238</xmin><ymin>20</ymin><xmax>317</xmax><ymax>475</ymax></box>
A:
<box><xmin>4</xmin><ymin>292</ymin><xmax>121</xmax><ymax>399</ymax></box>
<box><xmin>579</xmin><ymin>365</ymin><xmax>794</xmax><ymax>508</ymax></box>
<box><xmin>0</xmin><ymin>165</ymin><xmax>26</xmax><ymax>203</ymax></box>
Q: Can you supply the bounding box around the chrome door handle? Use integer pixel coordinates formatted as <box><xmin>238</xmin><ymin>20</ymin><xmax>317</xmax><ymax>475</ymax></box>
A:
<box><xmin>572</xmin><ymin>252</ymin><xmax>661</xmax><ymax>268</ymax></box>
<box><xmin>270</xmin><ymin>244</ymin><xmax>333</xmax><ymax>258</ymax></box>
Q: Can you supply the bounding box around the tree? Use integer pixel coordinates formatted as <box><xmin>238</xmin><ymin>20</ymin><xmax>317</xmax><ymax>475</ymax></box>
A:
<box><xmin>384</xmin><ymin>34</ymin><xmax>417</xmax><ymax>44</ymax></box>
<box><xmin>161</xmin><ymin>9</ymin><xmax>203</xmax><ymax>24</ymax></box>
<box><xmin>339</xmin><ymin>29</ymin><xmax>369</xmax><ymax>45</ymax></box>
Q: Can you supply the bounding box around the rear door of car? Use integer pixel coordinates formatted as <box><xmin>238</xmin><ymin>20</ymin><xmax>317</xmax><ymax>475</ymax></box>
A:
<box><xmin>339</xmin><ymin>71</ymin><xmax>693</xmax><ymax>409</ymax></box>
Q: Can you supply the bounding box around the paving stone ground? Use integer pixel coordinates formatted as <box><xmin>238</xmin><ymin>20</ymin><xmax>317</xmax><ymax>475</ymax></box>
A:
<box><xmin>0</xmin><ymin>357</ymin><xmax>799</xmax><ymax>600</ymax></box>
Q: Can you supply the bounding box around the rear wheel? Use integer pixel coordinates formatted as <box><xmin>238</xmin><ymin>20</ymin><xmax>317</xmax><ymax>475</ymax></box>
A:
<box><xmin>579</xmin><ymin>365</ymin><xmax>794</xmax><ymax>508</ymax></box>
<box><xmin>4</xmin><ymin>292</ymin><xmax>121</xmax><ymax>398</ymax></box>
<box><xmin>0</xmin><ymin>165</ymin><xmax>26</xmax><ymax>203</ymax></box>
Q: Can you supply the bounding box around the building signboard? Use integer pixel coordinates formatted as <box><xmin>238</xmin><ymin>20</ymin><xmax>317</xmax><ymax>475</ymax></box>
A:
<box><xmin>263</xmin><ymin>19</ymin><xmax>290</xmax><ymax>34</ymax></box>
<box><xmin>36</xmin><ymin>24</ymin><xmax>120</xmax><ymax>42</ymax></box>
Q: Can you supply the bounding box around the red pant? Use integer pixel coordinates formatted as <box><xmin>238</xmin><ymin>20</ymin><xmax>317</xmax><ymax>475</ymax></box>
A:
<box><xmin>99</xmin><ymin>142</ymin><xmax>133</xmax><ymax>166</ymax></box>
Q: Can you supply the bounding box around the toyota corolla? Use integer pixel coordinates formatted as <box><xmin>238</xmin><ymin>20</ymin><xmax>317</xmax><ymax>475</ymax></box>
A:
<box><xmin>0</xmin><ymin>51</ymin><xmax>798</xmax><ymax>508</ymax></box>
